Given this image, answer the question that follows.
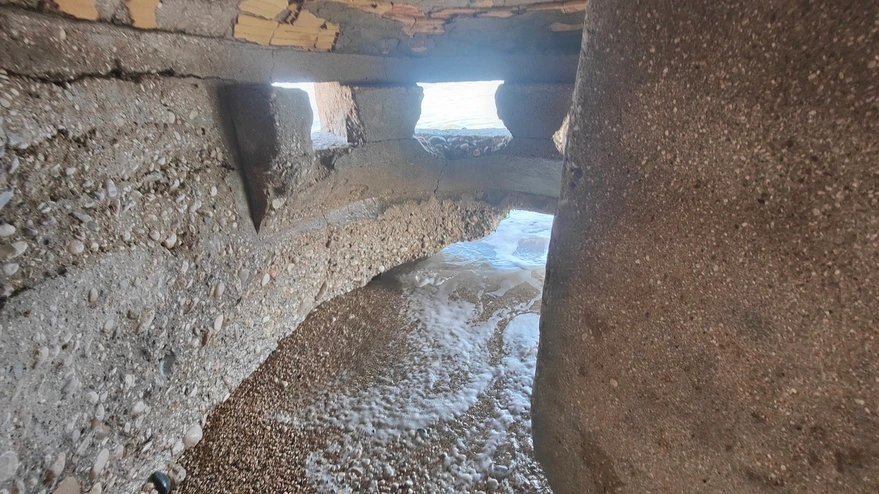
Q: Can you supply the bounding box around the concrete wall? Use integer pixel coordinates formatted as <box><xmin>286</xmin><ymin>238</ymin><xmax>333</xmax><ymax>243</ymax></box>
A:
<box><xmin>0</xmin><ymin>70</ymin><xmax>548</xmax><ymax>492</ymax></box>
<box><xmin>533</xmin><ymin>1</ymin><xmax>879</xmax><ymax>493</ymax></box>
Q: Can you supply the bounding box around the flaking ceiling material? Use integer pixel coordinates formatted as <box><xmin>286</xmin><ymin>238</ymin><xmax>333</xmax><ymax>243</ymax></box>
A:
<box><xmin>50</xmin><ymin>0</ymin><xmax>584</xmax><ymax>53</ymax></box>
<box><xmin>53</xmin><ymin>0</ymin><xmax>98</xmax><ymax>21</ymax></box>
<box><xmin>233</xmin><ymin>0</ymin><xmax>340</xmax><ymax>50</ymax></box>
<box><xmin>126</xmin><ymin>0</ymin><xmax>160</xmax><ymax>28</ymax></box>
<box><xmin>318</xmin><ymin>0</ymin><xmax>585</xmax><ymax>36</ymax></box>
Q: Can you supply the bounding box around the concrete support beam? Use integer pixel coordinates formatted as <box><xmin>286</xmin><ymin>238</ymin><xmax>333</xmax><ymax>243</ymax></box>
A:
<box><xmin>0</xmin><ymin>8</ymin><xmax>579</xmax><ymax>84</ymax></box>
<box><xmin>533</xmin><ymin>1</ymin><xmax>879</xmax><ymax>493</ymax></box>
<box><xmin>315</xmin><ymin>83</ymin><xmax>422</xmax><ymax>144</ymax></box>
<box><xmin>495</xmin><ymin>83</ymin><xmax>573</xmax><ymax>139</ymax></box>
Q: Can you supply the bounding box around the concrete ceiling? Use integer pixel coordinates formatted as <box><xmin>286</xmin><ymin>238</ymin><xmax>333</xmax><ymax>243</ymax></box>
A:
<box><xmin>35</xmin><ymin>0</ymin><xmax>584</xmax><ymax>57</ymax></box>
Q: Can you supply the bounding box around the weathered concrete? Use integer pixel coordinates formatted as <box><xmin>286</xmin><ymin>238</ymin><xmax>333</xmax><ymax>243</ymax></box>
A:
<box><xmin>496</xmin><ymin>82</ymin><xmax>573</xmax><ymax>138</ymax></box>
<box><xmin>533</xmin><ymin>1</ymin><xmax>879</xmax><ymax>493</ymax></box>
<box><xmin>0</xmin><ymin>49</ymin><xmax>566</xmax><ymax>490</ymax></box>
<box><xmin>5</xmin><ymin>0</ymin><xmax>584</xmax><ymax>57</ymax></box>
<box><xmin>316</xmin><ymin>83</ymin><xmax>423</xmax><ymax>144</ymax></box>
<box><xmin>0</xmin><ymin>8</ymin><xmax>580</xmax><ymax>84</ymax></box>
<box><xmin>0</xmin><ymin>68</ymin><xmax>558</xmax><ymax>492</ymax></box>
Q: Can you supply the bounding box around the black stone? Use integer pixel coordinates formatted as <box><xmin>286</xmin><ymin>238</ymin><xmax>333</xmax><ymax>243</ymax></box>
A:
<box><xmin>149</xmin><ymin>471</ymin><xmax>172</xmax><ymax>494</ymax></box>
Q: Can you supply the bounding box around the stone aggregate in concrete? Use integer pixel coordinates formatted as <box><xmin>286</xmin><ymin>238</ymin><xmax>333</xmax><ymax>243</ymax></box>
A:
<box><xmin>533</xmin><ymin>1</ymin><xmax>879</xmax><ymax>493</ymax></box>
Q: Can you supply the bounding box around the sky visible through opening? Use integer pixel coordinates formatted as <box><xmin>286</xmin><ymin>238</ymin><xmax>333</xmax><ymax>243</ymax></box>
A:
<box><xmin>272</xmin><ymin>81</ymin><xmax>506</xmax><ymax>133</ymax></box>
<box><xmin>416</xmin><ymin>80</ymin><xmax>505</xmax><ymax>130</ymax></box>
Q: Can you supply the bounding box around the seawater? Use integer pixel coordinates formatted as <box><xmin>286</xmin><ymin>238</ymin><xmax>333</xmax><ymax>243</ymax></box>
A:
<box><xmin>289</xmin><ymin>210</ymin><xmax>556</xmax><ymax>492</ymax></box>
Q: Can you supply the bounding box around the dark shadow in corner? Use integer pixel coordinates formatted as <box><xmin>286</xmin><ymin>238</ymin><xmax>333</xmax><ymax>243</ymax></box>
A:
<box><xmin>214</xmin><ymin>84</ymin><xmax>279</xmax><ymax>232</ymax></box>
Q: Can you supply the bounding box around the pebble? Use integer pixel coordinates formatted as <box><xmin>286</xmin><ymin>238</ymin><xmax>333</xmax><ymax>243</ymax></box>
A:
<box><xmin>132</xmin><ymin>400</ymin><xmax>147</xmax><ymax>416</ymax></box>
<box><xmin>68</xmin><ymin>240</ymin><xmax>85</xmax><ymax>255</ymax></box>
<box><xmin>213</xmin><ymin>314</ymin><xmax>224</xmax><ymax>332</ymax></box>
<box><xmin>165</xmin><ymin>111</ymin><xmax>176</xmax><ymax>125</ymax></box>
<box><xmin>213</xmin><ymin>281</ymin><xmax>225</xmax><ymax>300</ymax></box>
<box><xmin>183</xmin><ymin>424</ymin><xmax>203</xmax><ymax>449</ymax></box>
<box><xmin>0</xmin><ymin>190</ymin><xmax>12</xmax><ymax>210</ymax></box>
<box><xmin>0</xmin><ymin>241</ymin><xmax>27</xmax><ymax>260</ymax></box>
<box><xmin>168</xmin><ymin>462</ymin><xmax>187</xmax><ymax>485</ymax></box>
<box><xmin>261</xmin><ymin>273</ymin><xmax>270</xmax><ymax>286</ymax></box>
<box><xmin>53</xmin><ymin>477</ymin><xmax>80</xmax><ymax>494</ymax></box>
<box><xmin>162</xmin><ymin>233</ymin><xmax>177</xmax><ymax>249</ymax></box>
<box><xmin>491</xmin><ymin>464</ymin><xmax>511</xmax><ymax>479</ymax></box>
<box><xmin>148</xmin><ymin>471</ymin><xmax>172</xmax><ymax>494</ymax></box>
<box><xmin>47</xmin><ymin>453</ymin><xmax>66</xmax><ymax>482</ymax></box>
<box><xmin>0</xmin><ymin>223</ymin><xmax>15</xmax><ymax>237</ymax></box>
<box><xmin>87</xmin><ymin>391</ymin><xmax>100</xmax><ymax>404</ymax></box>
<box><xmin>88</xmin><ymin>483</ymin><xmax>103</xmax><ymax>494</ymax></box>
<box><xmin>105</xmin><ymin>179</ymin><xmax>118</xmax><ymax>198</ymax></box>
<box><xmin>90</xmin><ymin>448</ymin><xmax>109</xmax><ymax>479</ymax></box>
<box><xmin>2</xmin><ymin>263</ymin><xmax>18</xmax><ymax>275</ymax></box>
<box><xmin>0</xmin><ymin>450</ymin><xmax>18</xmax><ymax>484</ymax></box>
<box><xmin>88</xmin><ymin>288</ymin><xmax>98</xmax><ymax>303</ymax></box>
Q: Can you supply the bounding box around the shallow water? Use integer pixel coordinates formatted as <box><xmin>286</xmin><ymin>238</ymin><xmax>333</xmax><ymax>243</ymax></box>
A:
<box><xmin>287</xmin><ymin>210</ymin><xmax>555</xmax><ymax>492</ymax></box>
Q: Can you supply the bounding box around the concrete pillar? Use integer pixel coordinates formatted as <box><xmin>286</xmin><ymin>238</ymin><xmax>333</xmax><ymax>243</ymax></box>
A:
<box><xmin>495</xmin><ymin>83</ymin><xmax>572</xmax><ymax>139</ymax></box>
<box><xmin>315</xmin><ymin>82</ymin><xmax>422</xmax><ymax>144</ymax></box>
<box><xmin>217</xmin><ymin>85</ymin><xmax>314</xmax><ymax>231</ymax></box>
<box><xmin>533</xmin><ymin>1</ymin><xmax>879</xmax><ymax>493</ymax></box>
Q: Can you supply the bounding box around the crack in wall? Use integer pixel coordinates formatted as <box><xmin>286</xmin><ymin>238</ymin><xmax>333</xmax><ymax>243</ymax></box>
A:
<box><xmin>433</xmin><ymin>159</ymin><xmax>449</xmax><ymax>195</ymax></box>
<box><xmin>1</xmin><ymin>66</ymin><xmax>232</xmax><ymax>86</ymax></box>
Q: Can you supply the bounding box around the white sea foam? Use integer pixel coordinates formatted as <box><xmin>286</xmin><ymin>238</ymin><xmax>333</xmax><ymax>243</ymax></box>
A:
<box><xmin>292</xmin><ymin>210</ymin><xmax>554</xmax><ymax>492</ymax></box>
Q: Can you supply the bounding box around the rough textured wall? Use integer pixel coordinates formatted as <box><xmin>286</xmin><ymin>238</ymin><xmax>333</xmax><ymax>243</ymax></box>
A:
<box><xmin>0</xmin><ymin>72</ymin><xmax>508</xmax><ymax>493</ymax></box>
<box><xmin>533</xmin><ymin>1</ymin><xmax>879</xmax><ymax>493</ymax></box>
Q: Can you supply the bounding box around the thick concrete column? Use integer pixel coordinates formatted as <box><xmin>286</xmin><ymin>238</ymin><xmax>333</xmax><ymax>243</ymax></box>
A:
<box><xmin>533</xmin><ymin>1</ymin><xmax>879</xmax><ymax>493</ymax></box>
<box><xmin>315</xmin><ymin>82</ymin><xmax>423</xmax><ymax>144</ymax></box>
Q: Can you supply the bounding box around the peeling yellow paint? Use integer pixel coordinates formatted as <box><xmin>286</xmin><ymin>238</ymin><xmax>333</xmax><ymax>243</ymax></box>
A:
<box><xmin>126</xmin><ymin>0</ymin><xmax>160</xmax><ymax>29</ymax></box>
<box><xmin>234</xmin><ymin>7</ymin><xmax>339</xmax><ymax>51</ymax></box>
<box><xmin>343</xmin><ymin>0</ymin><xmax>392</xmax><ymax>16</ymax></box>
<box><xmin>528</xmin><ymin>0</ymin><xmax>586</xmax><ymax>14</ymax></box>
<box><xmin>54</xmin><ymin>0</ymin><xmax>99</xmax><ymax>21</ymax></box>
<box><xmin>239</xmin><ymin>0</ymin><xmax>289</xmax><ymax>20</ymax></box>
<box><xmin>430</xmin><ymin>8</ymin><xmax>477</xmax><ymax>19</ymax></box>
<box><xmin>232</xmin><ymin>0</ymin><xmax>583</xmax><ymax>49</ymax></box>
<box><xmin>234</xmin><ymin>14</ymin><xmax>279</xmax><ymax>45</ymax></box>
<box><xmin>482</xmin><ymin>10</ymin><xmax>515</xmax><ymax>18</ymax></box>
<box><xmin>318</xmin><ymin>0</ymin><xmax>586</xmax><ymax>37</ymax></box>
<box><xmin>549</xmin><ymin>21</ymin><xmax>581</xmax><ymax>31</ymax></box>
